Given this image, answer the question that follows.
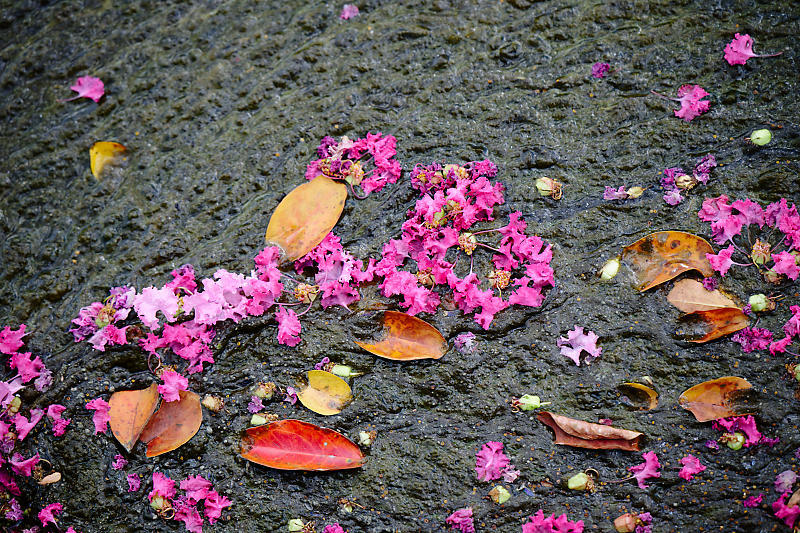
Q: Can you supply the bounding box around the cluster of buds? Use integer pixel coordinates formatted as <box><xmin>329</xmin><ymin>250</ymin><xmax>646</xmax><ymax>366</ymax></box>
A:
<box><xmin>488</xmin><ymin>269</ymin><xmax>511</xmax><ymax>290</ymax></box>
<box><xmin>458</xmin><ymin>232</ymin><xmax>477</xmax><ymax>255</ymax></box>
<box><xmin>535</xmin><ymin>177</ymin><xmax>563</xmax><ymax>200</ymax></box>
<box><xmin>294</xmin><ymin>283</ymin><xmax>319</xmax><ymax>304</ymax></box>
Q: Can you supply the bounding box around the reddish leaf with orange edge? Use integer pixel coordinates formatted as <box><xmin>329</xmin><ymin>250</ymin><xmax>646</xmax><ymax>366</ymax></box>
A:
<box><xmin>354</xmin><ymin>311</ymin><xmax>447</xmax><ymax>361</ymax></box>
<box><xmin>621</xmin><ymin>231</ymin><xmax>715</xmax><ymax>291</ymax></box>
<box><xmin>240</xmin><ymin>419</ymin><xmax>364</xmax><ymax>471</ymax></box>
<box><xmin>537</xmin><ymin>411</ymin><xmax>644</xmax><ymax>451</ymax></box>
<box><xmin>679</xmin><ymin>376</ymin><xmax>754</xmax><ymax>422</ymax></box>
<box><xmin>139</xmin><ymin>390</ymin><xmax>202</xmax><ymax>458</ymax></box>
<box><xmin>108</xmin><ymin>383</ymin><xmax>159</xmax><ymax>452</ymax></box>
<box><xmin>264</xmin><ymin>176</ymin><xmax>347</xmax><ymax>263</ymax></box>
<box><xmin>674</xmin><ymin>307</ymin><xmax>749</xmax><ymax>343</ymax></box>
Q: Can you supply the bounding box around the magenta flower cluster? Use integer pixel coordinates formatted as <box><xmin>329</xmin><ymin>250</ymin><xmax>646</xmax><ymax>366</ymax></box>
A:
<box><xmin>474</xmin><ymin>441</ymin><xmax>519</xmax><ymax>483</ymax></box>
<box><xmin>712</xmin><ymin>416</ymin><xmax>777</xmax><ymax>448</ymax></box>
<box><xmin>148</xmin><ymin>472</ymin><xmax>232</xmax><ymax>533</ymax></box>
<box><xmin>521</xmin><ymin>510</ymin><xmax>584</xmax><ymax>533</ymax></box>
<box><xmin>660</xmin><ymin>154</ymin><xmax>717</xmax><ymax>206</ymax></box>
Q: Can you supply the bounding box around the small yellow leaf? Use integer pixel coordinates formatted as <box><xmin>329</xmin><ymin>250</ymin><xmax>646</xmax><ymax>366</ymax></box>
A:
<box><xmin>618</xmin><ymin>382</ymin><xmax>659</xmax><ymax>410</ymax></box>
<box><xmin>297</xmin><ymin>370</ymin><xmax>353</xmax><ymax>416</ymax></box>
<box><xmin>90</xmin><ymin>141</ymin><xmax>127</xmax><ymax>179</ymax></box>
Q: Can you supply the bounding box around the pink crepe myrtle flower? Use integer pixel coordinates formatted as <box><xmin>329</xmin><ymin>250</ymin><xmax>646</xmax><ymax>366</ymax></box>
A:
<box><xmin>61</xmin><ymin>76</ymin><xmax>105</xmax><ymax>103</ymax></box>
<box><xmin>112</xmin><ymin>454</ymin><xmax>128</xmax><ymax>470</ymax></box>
<box><xmin>652</xmin><ymin>85</ymin><xmax>710</xmax><ymax>122</ymax></box>
<box><xmin>663</xmin><ymin>189</ymin><xmax>683</xmax><ymax>206</ymax></box>
<box><xmin>446</xmin><ymin>507</ymin><xmax>475</xmax><ymax>533</ymax></box>
<box><xmin>714</xmin><ymin>416</ymin><xmax>764</xmax><ymax>447</ymax></box>
<box><xmin>629</xmin><ymin>451</ymin><xmax>661</xmax><ymax>489</ymax></box>
<box><xmin>557</xmin><ymin>326</ymin><xmax>601</xmax><ymax>366</ymax></box>
<box><xmin>204</xmin><ymin>490</ymin><xmax>232</xmax><ymax>524</ymax></box>
<box><xmin>248</xmin><ymin>395</ymin><xmax>264</xmax><ymax>413</ymax></box>
<box><xmin>284</xmin><ymin>386</ymin><xmax>298</xmax><ymax>405</ymax></box>
<box><xmin>8</xmin><ymin>351</ymin><xmax>44</xmax><ymax>383</ymax></box>
<box><xmin>85</xmin><ymin>397</ymin><xmax>111</xmax><ymax>434</ymax></box>
<box><xmin>773</xmin><ymin>491</ymin><xmax>800</xmax><ymax>528</ymax></box>
<box><xmin>275</xmin><ymin>306</ymin><xmax>301</xmax><ymax>346</ymax></box>
<box><xmin>453</xmin><ymin>332</ymin><xmax>477</xmax><ymax>353</ymax></box>
<box><xmin>5</xmin><ymin>498</ymin><xmax>22</xmax><ymax>520</ymax></box>
<box><xmin>128</xmin><ymin>473</ymin><xmax>141</xmax><ymax>492</ymax></box>
<box><xmin>322</xmin><ymin>525</ymin><xmax>347</xmax><ymax>533</ymax></box>
<box><xmin>174</xmin><ymin>502</ymin><xmax>203</xmax><ymax>533</ymax></box>
<box><xmin>167</xmin><ymin>264</ymin><xmax>198</xmax><ymax>295</ymax></box>
<box><xmin>724</xmin><ymin>33</ymin><xmax>782</xmax><ymax>66</ymax></box>
<box><xmin>180</xmin><ymin>475</ymin><xmax>212</xmax><ymax>502</ymax></box>
<box><xmin>743</xmin><ymin>493</ymin><xmax>763</xmax><ymax>507</ymax></box>
<box><xmin>592</xmin><ymin>62</ymin><xmax>611</xmax><ymax>78</ymax></box>
<box><xmin>88</xmin><ymin>323</ymin><xmax>129</xmax><ymax>352</ymax></box>
<box><xmin>0</xmin><ymin>324</ymin><xmax>26</xmax><ymax>354</ymax></box>
<box><xmin>775</xmin><ymin>470</ymin><xmax>797</xmax><ymax>493</ymax></box>
<box><xmin>522</xmin><ymin>510</ymin><xmax>584</xmax><ymax>533</ymax></box>
<box><xmin>678</xmin><ymin>455</ymin><xmax>706</xmax><ymax>481</ymax></box>
<box><xmin>133</xmin><ymin>286</ymin><xmax>180</xmax><ymax>329</ymax></box>
<box><xmin>46</xmin><ymin>404</ymin><xmax>71</xmax><ymax>436</ymax></box>
<box><xmin>603</xmin><ymin>186</ymin><xmax>628</xmax><ymax>200</ymax></box>
<box><xmin>772</xmin><ymin>251</ymin><xmax>800</xmax><ymax>280</ymax></box>
<box><xmin>158</xmin><ymin>369</ymin><xmax>189</xmax><ymax>402</ymax></box>
<box><xmin>38</xmin><ymin>502</ymin><xmax>63</xmax><ymax>526</ymax></box>
<box><xmin>11</xmin><ymin>452</ymin><xmax>40</xmax><ymax>476</ymax></box>
<box><xmin>340</xmin><ymin>4</ymin><xmax>359</xmax><ymax>19</ymax></box>
<box><xmin>14</xmin><ymin>408</ymin><xmax>44</xmax><ymax>441</ymax></box>
<box><xmin>770</xmin><ymin>334</ymin><xmax>793</xmax><ymax>355</ymax></box>
<box><xmin>149</xmin><ymin>471</ymin><xmax>177</xmax><ymax>501</ymax></box>
<box><xmin>706</xmin><ymin>245</ymin><xmax>735</xmax><ymax>276</ymax></box>
<box><xmin>0</xmin><ymin>377</ymin><xmax>24</xmax><ymax>408</ymax></box>
<box><xmin>732</xmin><ymin>327</ymin><xmax>773</xmax><ymax>352</ymax></box>
<box><xmin>502</xmin><ymin>465</ymin><xmax>521</xmax><ymax>483</ymax></box>
<box><xmin>475</xmin><ymin>441</ymin><xmax>510</xmax><ymax>482</ymax></box>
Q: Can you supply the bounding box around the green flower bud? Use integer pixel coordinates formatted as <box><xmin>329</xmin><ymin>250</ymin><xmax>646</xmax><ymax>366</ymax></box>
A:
<box><xmin>489</xmin><ymin>485</ymin><xmax>511</xmax><ymax>504</ymax></box>
<box><xmin>792</xmin><ymin>366</ymin><xmax>800</xmax><ymax>382</ymax></box>
<box><xmin>749</xmin><ymin>129</ymin><xmax>772</xmax><ymax>146</ymax></box>
<box><xmin>600</xmin><ymin>258</ymin><xmax>620</xmax><ymax>281</ymax></box>
<box><xmin>567</xmin><ymin>472</ymin><xmax>590</xmax><ymax>490</ymax></box>
<box><xmin>287</xmin><ymin>519</ymin><xmax>306</xmax><ymax>532</ymax></box>
<box><xmin>254</xmin><ymin>382</ymin><xmax>276</xmax><ymax>400</ymax></box>
<box><xmin>358</xmin><ymin>430</ymin><xmax>376</xmax><ymax>446</ymax></box>
<box><xmin>332</xmin><ymin>364</ymin><xmax>362</xmax><ymax>378</ymax></box>
<box><xmin>726</xmin><ymin>432</ymin><xmax>746</xmax><ymax>451</ymax></box>
<box><xmin>250</xmin><ymin>414</ymin><xmax>268</xmax><ymax>426</ymax></box>
<box><xmin>748</xmin><ymin>294</ymin><xmax>769</xmax><ymax>313</ymax></box>
<box><xmin>535</xmin><ymin>177</ymin><xmax>563</xmax><ymax>199</ymax></box>
<box><xmin>8</xmin><ymin>396</ymin><xmax>21</xmax><ymax>415</ymax></box>
<box><xmin>517</xmin><ymin>394</ymin><xmax>550</xmax><ymax>411</ymax></box>
<box><xmin>150</xmin><ymin>495</ymin><xmax>168</xmax><ymax>512</ymax></box>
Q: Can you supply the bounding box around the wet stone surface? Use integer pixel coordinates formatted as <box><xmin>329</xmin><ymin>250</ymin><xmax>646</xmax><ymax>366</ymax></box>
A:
<box><xmin>1</xmin><ymin>0</ymin><xmax>799</xmax><ymax>531</ymax></box>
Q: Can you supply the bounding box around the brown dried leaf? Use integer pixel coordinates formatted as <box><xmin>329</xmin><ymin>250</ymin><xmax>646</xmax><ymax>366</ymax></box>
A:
<box><xmin>354</xmin><ymin>311</ymin><xmax>447</xmax><ymax>361</ymax></box>
<box><xmin>108</xmin><ymin>383</ymin><xmax>159</xmax><ymax>453</ymax></box>
<box><xmin>139</xmin><ymin>390</ymin><xmax>202</xmax><ymax>458</ymax></box>
<box><xmin>264</xmin><ymin>176</ymin><xmax>347</xmax><ymax>263</ymax></box>
<box><xmin>621</xmin><ymin>231</ymin><xmax>715</xmax><ymax>291</ymax></box>
<box><xmin>537</xmin><ymin>411</ymin><xmax>644</xmax><ymax>451</ymax></box>
<box><xmin>618</xmin><ymin>382</ymin><xmax>659</xmax><ymax>410</ymax></box>
<box><xmin>679</xmin><ymin>376</ymin><xmax>754</xmax><ymax>422</ymax></box>
<box><xmin>667</xmin><ymin>279</ymin><xmax>739</xmax><ymax>313</ymax></box>
<box><xmin>674</xmin><ymin>307</ymin><xmax>749</xmax><ymax>343</ymax></box>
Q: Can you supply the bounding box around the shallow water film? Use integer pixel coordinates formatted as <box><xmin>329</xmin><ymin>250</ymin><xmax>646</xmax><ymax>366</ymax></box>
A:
<box><xmin>1</xmin><ymin>0</ymin><xmax>799</xmax><ymax>531</ymax></box>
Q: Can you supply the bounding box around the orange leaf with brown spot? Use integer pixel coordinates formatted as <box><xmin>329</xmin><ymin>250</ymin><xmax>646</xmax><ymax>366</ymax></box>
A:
<box><xmin>674</xmin><ymin>307</ymin><xmax>749</xmax><ymax>343</ymax></box>
<box><xmin>264</xmin><ymin>177</ymin><xmax>347</xmax><ymax>263</ymax></box>
<box><xmin>354</xmin><ymin>311</ymin><xmax>447</xmax><ymax>361</ymax></box>
<box><xmin>108</xmin><ymin>383</ymin><xmax>159</xmax><ymax>453</ymax></box>
<box><xmin>240</xmin><ymin>419</ymin><xmax>364</xmax><ymax>471</ymax></box>
<box><xmin>679</xmin><ymin>376</ymin><xmax>754</xmax><ymax>422</ymax></box>
<box><xmin>139</xmin><ymin>390</ymin><xmax>202</xmax><ymax>458</ymax></box>
<box><xmin>537</xmin><ymin>411</ymin><xmax>644</xmax><ymax>451</ymax></box>
<box><xmin>621</xmin><ymin>231</ymin><xmax>715</xmax><ymax>291</ymax></box>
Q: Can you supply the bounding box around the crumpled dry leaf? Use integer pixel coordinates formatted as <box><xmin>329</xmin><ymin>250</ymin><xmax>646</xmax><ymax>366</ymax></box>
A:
<box><xmin>621</xmin><ymin>231</ymin><xmax>715</xmax><ymax>291</ymax></box>
<box><xmin>537</xmin><ymin>411</ymin><xmax>644</xmax><ymax>451</ymax></box>
<box><xmin>354</xmin><ymin>311</ymin><xmax>447</xmax><ymax>361</ymax></box>
<box><xmin>679</xmin><ymin>376</ymin><xmax>754</xmax><ymax>422</ymax></box>
<box><xmin>667</xmin><ymin>279</ymin><xmax>739</xmax><ymax>313</ymax></box>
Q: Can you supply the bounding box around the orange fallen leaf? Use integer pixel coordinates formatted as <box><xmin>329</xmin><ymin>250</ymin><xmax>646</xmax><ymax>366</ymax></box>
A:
<box><xmin>264</xmin><ymin>176</ymin><xmax>348</xmax><ymax>263</ymax></box>
<box><xmin>297</xmin><ymin>370</ymin><xmax>353</xmax><ymax>416</ymax></box>
<box><xmin>674</xmin><ymin>307</ymin><xmax>749</xmax><ymax>343</ymax></box>
<box><xmin>354</xmin><ymin>311</ymin><xmax>447</xmax><ymax>361</ymax></box>
<box><xmin>537</xmin><ymin>411</ymin><xmax>644</xmax><ymax>451</ymax></box>
<box><xmin>139</xmin><ymin>390</ymin><xmax>202</xmax><ymax>458</ymax></box>
<box><xmin>679</xmin><ymin>376</ymin><xmax>754</xmax><ymax>422</ymax></box>
<box><xmin>621</xmin><ymin>231</ymin><xmax>715</xmax><ymax>291</ymax></box>
<box><xmin>240</xmin><ymin>419</ymin><xmax>364</xmax><ymax>471</ymax></box>
<box><xmin>108</xmin><ymin>383</ymin><xmax>159</xmax><ymax>453</ymax></box>
<box><xmin>618</xmin><ymin>382</ymin><xmax>659</xmax><ymax>411</ymax></box>
<box><xmin>90</xmin><ymin>141</ymin><xmax>127</xmax><ymax>179</ymax></box>
<box><xmin>667</xmin><ymin>279</ymin><xmax>739</xmax><ymax>313</ymax></box>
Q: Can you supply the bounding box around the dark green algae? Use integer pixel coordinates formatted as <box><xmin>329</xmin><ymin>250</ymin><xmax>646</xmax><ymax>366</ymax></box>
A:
<box><xmin>1</xmin><ymin>0</ymin><xmax>800</xmax><ymax>531</ymax></box>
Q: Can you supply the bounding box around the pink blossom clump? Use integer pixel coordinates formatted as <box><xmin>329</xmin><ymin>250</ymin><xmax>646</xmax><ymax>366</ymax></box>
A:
<box><xmin>678</xmin><ymin>455</ymin><xmax>706</xmax><ymax>481</ymax></box>
<box><xmin>38</xmin><ymin>502</ymin><xmax>63</xmax><ymax>526</ymax></box>
<box><xmin>322</xmin><ymin>525</ymin><xmax>348</xmax><ymax>533</ymax></box>
<box><xmin>85</xmin><ymin>397</ymin><xmax>111</xmax><ymax>434</ymax></box>
<box><xmin>112</xmin><ymin>454</ymin><xmax>128</xmax><ymax>470</ymax></box>
<box><xmin>557</xmin><ymin>326</ymin><xmax>601</xmax><ymax>366</ymax></box>
<box><xmin>158</xmin><ymin>369</ymin><xmax>189</xmax><ymax>402</ymax></box>
<box><xmin>149</xmin><ymin>472</ymin><xmax>232</xmax><ymax>531</ymax></box>
<box><xmin>591</xmin><ymin>62</ymin><xmax>610</xmax><ymax>78</ymax></box>
<box><xmin>475</xmin><ymin>441</ymin><xmax>515</xmax><ymax>482</ymax></box>
<box><xmin>659</xmin><ymin>154</ymin><xmax>717</xmax><ymax>205</ymax></box>
<box><xmin>128</xmin><ymin>473</ymin><xmax>141</xmax><ymax>492</ymax></box>
<box><xmin>522</xmin><ymin>510</ymin><xmax>584</xmax><ymax>533</ymax></box>
<box><xmin>724</xmin><ymin>33</ymin><xmax>782</xmax><ymax>66</ymax></box>
<box><xmin>773</xmin><ymin>491</ymin><xmax>800</xmax><ymax>528</ymax></box>
<box><xmin>628</xmin><ymin>451</ymin><xmax>661</xmax><ymax>489</ymax></box>
<box><xmin>46</xmin><ymin>404</ymin><xmax>71</xmax><ymax>436</ymax></box>
<box><xmin>732</xmin><ymin>327</ymin><xmax>773</xmax><ymax>353</ymax></box>
<box><xmin>446</xmin><ymin>507</ymin><xmax>475</xmax><ymax>533</ymax></box>
<box><xmin>60</xmin><ymin>76</ymin><xmax>105</xmax><ymax>103</ymax></box>
<box><xmin>339</xmin><ymin>4</ymin><xmax>359</xmax><ymax>20</ymax></box>
<box><xmin>713</xmin><ymin>416</ymin><xmax>773</xmax><ymax>447</ymax></box>
<box><xmin>743</xmin><ymin>493</ymin><xmax>763</xmax><ymax>508</ymax></box>
<box><xmin>0</xmin><ymin>324</ymin><xmax>26</xmax><ymax>354</ymax></box>
<box><xmin>652</xmin><ymin>85</ymin><xmax>710</xmax><ymax>122</ymax></box>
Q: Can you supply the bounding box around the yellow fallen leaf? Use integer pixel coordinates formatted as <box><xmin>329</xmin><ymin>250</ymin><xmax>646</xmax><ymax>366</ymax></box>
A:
<box><xmin>297</xmin><ymin>370</ymin><xmax>353</xmax><ymax>416</ymax></box>
<box><xmin>90</xmin><ymin>141</ymin><xmax>127</xmax><ymax>179</ymax></box>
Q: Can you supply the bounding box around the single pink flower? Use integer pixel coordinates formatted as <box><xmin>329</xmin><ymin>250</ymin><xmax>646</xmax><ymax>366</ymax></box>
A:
<box><xmin>8</xmin><ymin>351</ymin><xmax>44</xmax><ymax>383</ymax></box>
<box><xmin>322</xmin><ymin>525</ymin><xmax>347</xmax><ymax>533</ymax></box>
<box><xmin>603</xmin><ymin>185</ymin><xmax>628</xmax><ymax>200</ymax></box>
<box><xmin>149</xmin><ymin>471</ymin><xmax>177</xmax><ymax>501</ymax></box>
<box><xmin>175</xmin><ymin>503</ymin><xmax>203</xmax><ymax>533</ymax></box>
<box><xmin>38</xmin><ymin>502</ymin><xmax>63</xmax><ymax>526</ymax></box>
<box><xmin>10</xmin><ymin>452</ymin><xmax>40</xmax><ymax>477</ymax></box>
<box><xmin>724</xmin><ymin>33</ymin><xmax>782</xmax><ymax>66</ymax></box>
<box><xmin>14</xmin><ymin>408</ymin><xmax>44</xmax><ymax>441</ymax></box>
<box><xmin>743</xmin><ymin>493</ymin><xmax>763</xmax><ymax>507</ymax></box>
<box><xmin>592</xmin><ymin>62</ymin><xmax>611</xmax><ymax>78</ymax></box>
<box><xmin>127</xmin><ymin>473</ymin><xmax>141</xmax><ymax>492</ymax></box>
<box><xmin>46</xmin><ymin>403</ymin><xmax>71</xmax><ymax>437</ymax></box>
<box><xmin>773</xmin><ymin>491</ymin><xmax>800</xmax><ymax>528</ymax></box>
<box><xmin>772</xmin><ymin>251</ymin><xmax>800</xmax><ymax>280</ymax></box>
<box><xmin>180</xmin><ymin>474</ymin><xmax>212</xmax><ymax>502</ymax></box>
<box><xmin>158</xmin><ymin>369</ymin><xmax>189</xmax><ymax>402</ymax></box>
<box><xmin>61</xmin><ymin>76</ymin><xmax>105</xmax><ymax>103</ymax></box>
<box><xmin>678</xmin><ymin>454</ymin><xmax>706</xmax><ymax>481</ymax></box>
<box><xmin>475</xmin><ymin>441</ymin><xmax>510</xmax><ymax>482</ymax></box>
<box><xmin>557</xmin><ymin>326</ymin><xmax>601</xmax><ymax>366</ymax></box>
<box><xmin>112</xmin><ymin>454</ymin><xmax>128</xmax><ymax>470</ymax></box>
<box><xmin>204</xmin><ymin>490</ymin><xmax>232</xmax><ymax>524</ymax></box>
<box><xmin>0</xmin><ymin>324</ymin><xmax>26</xmax><ymax>354</ymax></box>
<box><xmin>275</xmin><ymin>306</ymin><xmax>301</xmax><ymax>346</ymax></box>
<box><xmin>629</xmin><ymin>451</ymin><xmax>661</xmax><ymax>489</ymax></box>
<box><xmin>85</xmin><ymin>397</ymin><xmax>111</xmax><ymax>434</ymax></box>
<box><xmin>706</xmin><ymin>245</ymin><xmax>735</xmax><ymax>276</ymax></box>
<box><xmin>133</xmin><ymin>286</ymin><xmax>180</xmax><ymax>329</ymax></box>
<box><xmin>775</xmin><ymin>470</ymin><xmax>797</xmax><ymax>493</ymax></box>
<box><xmin>663</xmin><ymin>189</ymin><xmax>684</xmax><ymax>206</ymax></box>
<box><xmin>653</xmin><ymin>85</ymin><xmax>710</xmax><ymax>122</ymax></box>
<box><xmin>446</xmin><ymin>507</ymin><xmax>475</xmax><ymax>533</ymax></box>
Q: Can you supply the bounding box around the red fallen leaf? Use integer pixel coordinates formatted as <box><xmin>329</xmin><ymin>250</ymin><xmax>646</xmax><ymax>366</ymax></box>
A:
<box><xmin>108</xmin><ymin>383</ymin><xmax>159</xmax><ymax>452</ymax></box>
<box><xmin>354</xmin><ymin>311</ymin><xmax>447</xmax><ymax>361</ymax></box>
<box><xmin>537</xmin><ymin>411</ymin><xmax>643</xmax><ymax>451</ymax></box>
<box><xmin>679</xmin><ymin>376</ymin><xmax>754</xmax><ymax>422</ymax></box>
<box><xmin>240</xmin><ymin>419</ymin><xmax>364</xmax><ymax>471</ymax></box>
<box><xmin>264</xmin><ymin>176</ymin><xmax>348</xmax><ymax>263</ymax></box>
<box><xmin>139</xmin><ymin>390</ymin><xmax>202</xmax><ymax>458</ymax></box>
<box><xmin>674</xmin><ymin>307</ymin><xmax>749</xmax><ymax>343</ymax></box>
<box><xmin>621</xmin><ymin>231</ymin><xmax>715</xmax><ymax>291</ymax></box>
